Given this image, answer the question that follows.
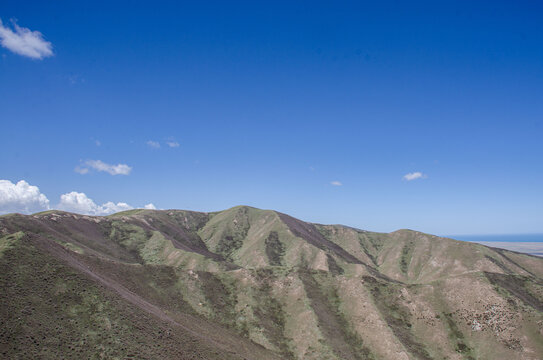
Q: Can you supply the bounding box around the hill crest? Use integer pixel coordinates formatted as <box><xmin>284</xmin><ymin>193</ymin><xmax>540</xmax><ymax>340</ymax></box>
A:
<box><xmin>1</xmin><ymin>206</ymin><xmax>542</xmax><ymax>359</ymax></box>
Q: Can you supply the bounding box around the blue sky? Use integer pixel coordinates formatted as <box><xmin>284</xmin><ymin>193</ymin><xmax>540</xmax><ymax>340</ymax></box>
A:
<box><xmin>1</xmin><ymin>1</ymin><xmax>542</xmax><ymax>235</ymax></box>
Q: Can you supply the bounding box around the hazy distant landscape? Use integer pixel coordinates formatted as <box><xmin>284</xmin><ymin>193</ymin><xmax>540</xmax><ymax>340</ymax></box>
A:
<box><xmin>450</xmin><ymin>234</ymin><xmax>543</xmax><ymax>257</ymax></box>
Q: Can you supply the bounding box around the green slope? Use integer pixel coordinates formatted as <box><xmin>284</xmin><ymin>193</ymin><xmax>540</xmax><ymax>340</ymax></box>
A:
<box><xmin>0</xmin><ymin>206</ymin><xmax>542</xmax><ymax>360</ymax></box>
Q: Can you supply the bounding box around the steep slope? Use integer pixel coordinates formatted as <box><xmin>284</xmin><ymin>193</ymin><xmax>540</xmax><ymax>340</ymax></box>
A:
<box><xmin>1</xmin><ymin>206</ymin><xmax>542</xmax><ymax>360</ymax></box>
<box><xmin>0</xmin><ymin>216</ymin><xmax>280</xmax><ymax>360</ymax></box>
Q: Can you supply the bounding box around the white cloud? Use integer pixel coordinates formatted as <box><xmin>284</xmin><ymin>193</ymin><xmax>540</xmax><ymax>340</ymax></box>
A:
<box><xmin>58</xmin><ymin>191</ymin><xmax>134</xmax><ymax>216</ymax></box>
<box><xmin>147</xmin><ymin>140</ymin><xmax>160</xmax><ymax>148</ymax></box>
<box><xmin>0</xmin><ymin>19</ymin><xmax>53</xmax><ymax>59</ymax></box>
<box><xmin>74</xmin><ymin>166</ymin><xmax>89</xmax><ymax>175</ymax></box>
<box><xmin>0</xmin><ymin>179</ymin><xmax>156</xmax><ymax>216</ymax></box>
<box><xmin>166</xmin><ymin>141</ymin><xmax>179</xmax><ymax>148</ymax></box>
<box><xmin>403</xmin><ymin>172</ymin><xmax>427</xmax><ymax>181</ymax></box>
<box><xmin>0</xmin><ymin>180</ymin><xmax>50</xmax><ymax>214</ymax></box>
<box><xmin>76</xmin><ymin>160</ymin><xmax>132</xmax><ymax>176</ymax></box>
<box><xmin>58</xmin><ymin>192</ymin><xmax>101</xmax><ymax>215</ymax></box>
<box><xmin>101</xmin><ymin>201</ymin><xmax>133</xmax><ymax>214</ymax></box>
<box><xmin>330</xmin><ymin>181</ymin><xmax>343</xmax><ymax>186</ymax></box>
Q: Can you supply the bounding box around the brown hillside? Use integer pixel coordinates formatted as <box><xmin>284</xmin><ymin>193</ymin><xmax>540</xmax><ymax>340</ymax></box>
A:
<box><xmin>1</xmin><ymin>207</ymin><xmax>542</xmax><ymax>359</ymax></box>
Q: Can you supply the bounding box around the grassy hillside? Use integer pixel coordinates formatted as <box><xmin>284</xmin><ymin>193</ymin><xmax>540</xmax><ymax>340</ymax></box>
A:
<box><xmin>1</xmin><ymin>206</ymin><xmax>542</xmax><ymax>359</ymax></box>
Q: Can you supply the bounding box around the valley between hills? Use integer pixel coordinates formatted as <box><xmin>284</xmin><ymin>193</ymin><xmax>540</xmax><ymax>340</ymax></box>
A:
<box><xmin>1</xmin><ymin>206</ymin><xmax>542</xmax><ymax>359</ymax></box>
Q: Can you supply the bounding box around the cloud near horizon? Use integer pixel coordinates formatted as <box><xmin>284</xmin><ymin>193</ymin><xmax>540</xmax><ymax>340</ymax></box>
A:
<box><xmin>0</xmin><ymin>179</ymin><xmax>156</xmax><ymax>215</ymax></box>
<box><xmin>58</xmin><ymin>192</ymin><xmax>133</xmax><ymax>216</ymax></box>
<box><xmin>0</xmin><ymin>19</ymin><xmax>53</xmax><ymax>59</ymax></box>
<box><xmin>0</xmin><ymin>180</ymin><xmax>50</xmax><ymax>214</ymax></box>
<box><xmin>403</xmin><ymin>172</ymin><xmax>427</xmax><ymax>181</ymax></box>
<box><xmin>75</xmin><ymin>160</ymin><xmax>132</xmax><ymax>176</ymax></box>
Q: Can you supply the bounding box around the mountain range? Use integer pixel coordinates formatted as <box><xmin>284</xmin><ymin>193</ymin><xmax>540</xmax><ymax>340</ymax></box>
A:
<box><xmin>1</xmin><ymin>206</ymin><xmax>542</xmax><ymax>359</ymax></box>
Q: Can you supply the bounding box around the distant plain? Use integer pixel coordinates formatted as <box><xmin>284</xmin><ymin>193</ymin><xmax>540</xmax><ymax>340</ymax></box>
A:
<box><xmin>450</xmin><ymin>234</ymin><xmax>543</xmax><ymax>257</ymax></box>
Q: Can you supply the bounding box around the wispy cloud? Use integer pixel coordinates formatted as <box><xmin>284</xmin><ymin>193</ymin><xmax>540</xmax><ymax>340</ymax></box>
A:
<box><xmin>330</xmin><ymin>181</ymin><xmax>343</xmax><ymax>186</ymax></box>
<box><xmin>68</xmin><ymin>74</ymin><xmax>85</xmax><ymax>85</ymax></box>
<box><xmin>147</xmin><ymin>140</ymin><xmax>160</xmax><ymax>148</ymax></box>
<box><xmin>76</xmin><ymin>160</ymin><xmax>132</xmax><ymax>176</ymax></box>
<box><xmin>0</xmin><ymin>19</ymin><xmax>53</xmax><ymax>59</ymax></box>
<box><xmin>403</xmin><ymin>172</ymin><xmax>427</xmax><ymax>181</ymax></box>
<box><xmin>166</xmin><ymin>141</ymin><xmax>179</xmax><ymax>148</ymax></box>
<box><xmin>74</xmin><ymin>166</ymin><xmax>89</xmax><ymax>175</ymax></box>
